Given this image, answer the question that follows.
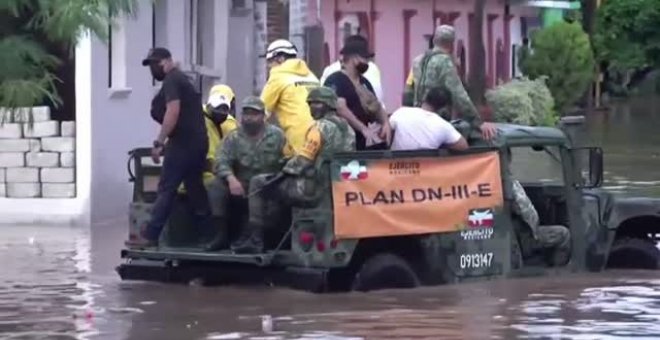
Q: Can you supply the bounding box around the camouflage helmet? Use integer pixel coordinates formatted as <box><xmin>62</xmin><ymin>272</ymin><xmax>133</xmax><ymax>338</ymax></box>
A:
<box><xmin>241</xmin><ymin>96</ymin><xmax>265</xmax><ymax>112</ymax></box>
<box><xmin>307</xmin><ymin>86</ymin><xmax>337</xmax><ymax>110</ymax></box>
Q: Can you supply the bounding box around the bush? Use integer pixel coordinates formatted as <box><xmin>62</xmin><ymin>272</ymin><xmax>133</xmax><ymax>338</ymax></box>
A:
<box><xmin>485</xmin><ymin>76</ymin><xmax>557</xmax><ymax>127</ymax></box>
<box><xmin>520</xmin><ymin>21</ymin><xmax>594</xmax><ymax>114</ymax></box>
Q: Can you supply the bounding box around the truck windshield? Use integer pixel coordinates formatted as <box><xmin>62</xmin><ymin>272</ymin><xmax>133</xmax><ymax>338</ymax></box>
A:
<box><xmin>509</xmin><ymin>146</ymin><xmax>564</xmax><ymax>185</ymax></box>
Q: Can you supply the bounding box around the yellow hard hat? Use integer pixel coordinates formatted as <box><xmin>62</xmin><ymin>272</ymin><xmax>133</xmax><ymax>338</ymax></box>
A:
<box><xmin>207</xmin><ymin>84</ymin><xmax>235</xmax><ymax>109</ymax></box>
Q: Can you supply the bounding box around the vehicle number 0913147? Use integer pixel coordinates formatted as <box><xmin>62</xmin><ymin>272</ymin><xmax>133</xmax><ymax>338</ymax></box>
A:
<box><xmin>460</xmin><ymin>252</ymin><xmax>493</xmax><ymax>269</ymax></box>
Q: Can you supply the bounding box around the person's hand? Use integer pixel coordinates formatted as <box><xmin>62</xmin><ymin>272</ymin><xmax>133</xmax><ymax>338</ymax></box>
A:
<box><xmin>379</xmin><ymin>121</ymin><xmax>392</xmax><ymax>146</ymax></box>
<box><xmin>151</xmin><ymin>146</ymin><xmax>163</xmax><ymax>164</ymax></box>
<box><xmin>360</xmin><ymin>125</ymin><xmax>379</xmax><ymax>144</ymax></box>
<box><xmin>227</xmin><ymin>175</ymin><xmax>245</xmax><ymax>197</ymax></box>
<box><xmin>479</xmin><ymin>122</ymin><xmax>498</xmax><ymax>141</ymax></box>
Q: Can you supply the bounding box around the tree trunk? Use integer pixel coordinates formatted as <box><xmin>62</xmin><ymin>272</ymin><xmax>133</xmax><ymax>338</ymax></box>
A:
<box><xmin>468</xmin><ymin>0</ymin><xmax>486</xmax><ymax>106</ymax></box>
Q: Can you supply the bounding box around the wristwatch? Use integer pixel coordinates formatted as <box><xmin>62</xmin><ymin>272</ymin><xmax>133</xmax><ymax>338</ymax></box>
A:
<box><xmin>153</xmin><ymin>140</ymin><xmax>164</xmax><ymax>148</ymax></box>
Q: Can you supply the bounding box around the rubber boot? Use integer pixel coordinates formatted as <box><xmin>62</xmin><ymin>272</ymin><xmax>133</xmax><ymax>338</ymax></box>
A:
<box><xmin>231</xmin><ymin>224</ymin><xmax>264</xmax><ymax>254</ymax></box>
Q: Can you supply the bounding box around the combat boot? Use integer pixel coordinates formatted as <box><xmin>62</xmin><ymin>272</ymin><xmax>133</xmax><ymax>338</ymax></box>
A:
<box><xmin>204</xmin><ymin>219</ymin><xmax>228</xmax><ymax>252</ymax></box>
<box><xmin>230</xmin><ymin>224</ymin><xmax>264</xmax><ymax>254</ymax></box>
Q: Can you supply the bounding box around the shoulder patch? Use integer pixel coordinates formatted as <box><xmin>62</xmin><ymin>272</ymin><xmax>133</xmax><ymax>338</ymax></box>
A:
<box><xmin>299</xmin><ymin>123</ymin><xmax>322</xmax><ymax>160</ymax></box>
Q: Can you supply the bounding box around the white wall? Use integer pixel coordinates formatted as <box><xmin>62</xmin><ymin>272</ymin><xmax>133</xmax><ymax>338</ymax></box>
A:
<box><xmin>88</xmin><ymin>0</ymin><xmax>234</xmax><ymax>224</ymax></box>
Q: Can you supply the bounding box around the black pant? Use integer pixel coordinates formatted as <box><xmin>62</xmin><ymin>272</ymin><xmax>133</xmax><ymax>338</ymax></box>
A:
<box><xmin>145</xmin><ymin>143</ymin><xmax>210</xmax><ymax>241</ymax></box>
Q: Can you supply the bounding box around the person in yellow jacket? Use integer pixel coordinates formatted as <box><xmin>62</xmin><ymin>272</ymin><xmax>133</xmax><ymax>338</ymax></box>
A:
<box><xmin>178</xmin><ymin>84</ymin><xmax>238</xmax><ymax>192</ymax></box>
<box><xmin>260</xmin><ymin>39</ymin><xmax>319</xmax><ymax>158</ymax></box>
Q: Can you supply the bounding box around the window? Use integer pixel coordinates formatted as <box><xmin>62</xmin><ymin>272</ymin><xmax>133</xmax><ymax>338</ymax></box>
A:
<box><xmin>508</xmin><ymin>146</ymin><xmax>565</xmax><ymax>185</ymax></box>
<box><xmin>108</xmin><ymin>19</ymin><xmax>127</xmax><ymax>89</ymax></box>
<box><xmin>183</xmin><ymin>0</ymin><xmax>223</xmax><ymax>99</ymax></box>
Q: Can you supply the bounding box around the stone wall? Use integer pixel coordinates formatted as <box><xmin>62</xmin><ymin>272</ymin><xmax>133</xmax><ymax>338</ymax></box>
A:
<box><xmin>0</xmin><ymin>107</ymin><xmax>76</xmax><ymax>198</ymax></box>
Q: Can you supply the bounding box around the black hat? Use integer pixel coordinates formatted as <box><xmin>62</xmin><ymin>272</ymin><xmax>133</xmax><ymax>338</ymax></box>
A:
<box><xmin>340</xmin><ymin>39</ymin><xmax>374</xmax><ymax>58</ymax></box>
<box><xmin>142</xmin><ymin>47</ymin><xmax>172</xmax><ymax>66</ymax></box>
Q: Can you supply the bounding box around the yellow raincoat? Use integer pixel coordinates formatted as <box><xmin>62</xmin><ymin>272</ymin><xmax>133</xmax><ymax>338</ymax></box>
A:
<box><xmin>261</xmin><ymin>58</ymin><xmax>319</xmax><ymax>157</ymax></box>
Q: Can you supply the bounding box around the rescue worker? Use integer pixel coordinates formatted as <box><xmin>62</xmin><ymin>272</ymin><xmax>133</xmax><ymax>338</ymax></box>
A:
<box><xmin>320</xmin><ymin>34</ymin><xmax>385</xmax><ymax>109</ymax></box>
<box><xmin>405</xmin><ymin>25</ymin><xmax>498</xmax><ymax>141</ymax></box>
<box><xmin>178</xmin><ymin>84</ymin><xmax>239</xmax><ymax>193</ymax></box>
<box><xmin>260</xmin><ymin>39</ymin><xmax>319</xmax><ymax>158</ymax></box>
<box><xmin>507</xmin><ymin>148</ymin><xmax>571</xmax><ymax>266</ymax></box>
<box><xmin>211</xmin><ymin>96</ymin><xmax>287</xmax><ymax>251</ymax></box>
<box><xmin>232</xmin><ymin>87</ymin><xmax>356</xmax><ymax>254</ymax></box>
<box><xmin>139</xmin><ymin>47</ymin><xmax>211</xmax><ymax>247</ymax></box>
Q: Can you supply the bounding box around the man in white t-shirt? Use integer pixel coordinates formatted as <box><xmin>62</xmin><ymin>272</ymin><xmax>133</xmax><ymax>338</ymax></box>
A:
<box><xmin>389</xmin><ymin>87</ymin><xmax>468</xmax><ymax>151</ymax></box>
<box><xmin>320</xmin><ymin>35</ymin><xmax>384</xmax><ymax>109</ymax></box>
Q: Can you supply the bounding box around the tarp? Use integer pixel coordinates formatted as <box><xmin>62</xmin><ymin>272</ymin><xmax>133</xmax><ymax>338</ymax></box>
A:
<box><xmin>331</xmin><ymin>152</ymin><xmax>505</xmax><ymax>240</ymax></box>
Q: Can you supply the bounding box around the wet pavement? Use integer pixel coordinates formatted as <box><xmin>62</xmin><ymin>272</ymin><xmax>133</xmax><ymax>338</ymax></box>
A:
<box><xmin>1</xmin><ymin>96</ymin><xmax>660</xmax><ymax>339</ymax></box>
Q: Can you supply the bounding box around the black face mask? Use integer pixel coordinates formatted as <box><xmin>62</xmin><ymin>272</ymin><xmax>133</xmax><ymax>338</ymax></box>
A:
<box><xmin>242</xmin><ymin>121</ymin><xmax>263</xmax><ymax>136</ymax></box>
<box><xmin>150</xmin><ymin>63</ymin><xmax>166</xmax><ymax>81</ymax></box>
<box><xmin>209</xmin><ymin>109</ymin><xmax>228</xmax><ymax>125</ymax></box>
<box><xmin>356</xmin><ymin>62</ymin><xmax>369</xmax><ymax>75</ymax></box>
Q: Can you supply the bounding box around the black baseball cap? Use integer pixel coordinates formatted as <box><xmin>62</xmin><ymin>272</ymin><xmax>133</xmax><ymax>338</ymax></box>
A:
<box><xmin>339</xmin><ymin>38</ymin><xmax>374</xmax><ymax>58</ymax></box>
<box><xmin>141</xmin><ymin>47</ymin><xmax>172</xmax><ymax>66</ymax></box>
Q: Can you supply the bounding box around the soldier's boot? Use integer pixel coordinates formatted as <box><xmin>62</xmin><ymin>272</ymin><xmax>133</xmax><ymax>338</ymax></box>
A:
<box><xmin>204</xmin><ymin>218</ymin><xmax>228</xmax><ymax>252</ymax></box>
<box><xmin>231</xmin><ymin>223</ymin><xmax>264</xmax><ymax>254</ymax></box>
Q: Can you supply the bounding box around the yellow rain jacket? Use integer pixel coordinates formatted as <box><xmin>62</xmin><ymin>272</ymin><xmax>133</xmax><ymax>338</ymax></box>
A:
<box><xmin>261</xmin><ymin>59</ymin><xmax>319</xmax><ymax>157</ymax></box>
<box><xmin>178</xmin><ymin>86</ymin><xmax>239</xmax><ymax>193</ymax></box>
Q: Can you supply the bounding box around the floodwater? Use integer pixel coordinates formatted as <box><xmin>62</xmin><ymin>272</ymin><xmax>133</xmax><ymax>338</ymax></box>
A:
<box><xmin>1</xmin><ymin>96</ymin><xmax>659</xmax><ymax>340</ymax></box>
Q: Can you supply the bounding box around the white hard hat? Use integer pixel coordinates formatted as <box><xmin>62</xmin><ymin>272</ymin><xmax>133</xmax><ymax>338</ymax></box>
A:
<box><xmin>262</xmin><ymin>39</ymin><xmax>298</xmax><ymax>60</ymax></box>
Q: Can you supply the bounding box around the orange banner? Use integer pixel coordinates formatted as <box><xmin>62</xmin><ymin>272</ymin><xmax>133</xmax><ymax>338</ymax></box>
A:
<box><xmin>332</xmin><ymin>152</ymin><xmax>504</xmax><ymax>239</ymax></box>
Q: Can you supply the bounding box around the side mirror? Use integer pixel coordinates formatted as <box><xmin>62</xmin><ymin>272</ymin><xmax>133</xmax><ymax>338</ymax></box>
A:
<box><xmin>573</xmin><ymin>147</ymin><xmax>603</xmax><ymax>188</ymax></box>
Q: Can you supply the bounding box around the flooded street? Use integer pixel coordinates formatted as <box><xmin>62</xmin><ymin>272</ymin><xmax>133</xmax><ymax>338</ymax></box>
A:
<box><xmin>2</xmin><ymin>97</ymin><xmax>659</xmax><ymax>339</ymax></box>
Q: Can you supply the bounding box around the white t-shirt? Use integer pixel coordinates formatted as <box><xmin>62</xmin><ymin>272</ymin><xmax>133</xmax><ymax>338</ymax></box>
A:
<box><xmin>389</xmin><ymin>107</ymin><xmax>463</xmax><ymax>151</ymax></box>
<box><xmin>320</xmin><ymin>60</ymin><xmax>385</xmax><ymax>109</ymax></box>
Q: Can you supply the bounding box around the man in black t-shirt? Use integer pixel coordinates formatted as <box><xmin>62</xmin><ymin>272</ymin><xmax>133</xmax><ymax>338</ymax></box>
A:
<box><xmin>139</xmin><ymin>47</ymin><xmax>211</xmax><ymax>247</ymax></box>
<box><xmin>323</xmin><ymin>40</ymin><xmax>391</xmax><ymax>150</ymax></box>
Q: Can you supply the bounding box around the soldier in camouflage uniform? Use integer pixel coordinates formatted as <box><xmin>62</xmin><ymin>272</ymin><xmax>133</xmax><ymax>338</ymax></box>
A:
<box><xmin>404</xmin><ymin>25</ymin><xmax>498</xmax><ymax>141</ymax></box>
<box><xmin>507</xmin><ymin>149</ymin><xmax>571</xmax><ymax>266</ymax></box>
<box><xmin>205</xmin><ymin>96</ymin><xmax>287</xmax><ymax>251</ymax></box>
<box><xmin>232</xmin><ymin>87</ymin><xmax>356</xmax><ymax>254</ymax></box>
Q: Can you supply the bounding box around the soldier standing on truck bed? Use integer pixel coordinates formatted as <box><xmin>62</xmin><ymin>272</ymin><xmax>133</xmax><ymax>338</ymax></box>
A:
<box><xmin>405</xmin><ymin>25</ymin><xmax>498</xmax><ymax>141</ymax></box>
<box><xmin>232</xmin><ymin>87</ymin><xmax>356</xmax><ymax>254</ymax></box>
<box><xmin>208</xmin><ymin>96</ymin><xmax>287</xmax><ymax>252</ymax></box>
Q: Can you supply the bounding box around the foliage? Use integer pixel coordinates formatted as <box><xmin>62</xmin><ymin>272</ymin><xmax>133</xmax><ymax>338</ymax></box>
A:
<box><xmin>593</xmin><ymin>0</ymin><xmax>660</xmax><ymax>72</ymax></box>
<box><xmin>520</xmin><ymin>21</ymin><xmax>594</xmax><ymax>114</ymax></box>
<box><xmin>485</xmin><ymin>76</ymin><xmax>557</xmax><ymax>127</ymax></box>
<box><xmin>0</xmin><ymin>0</ymin><xmax>138</xmax><ymax>119</ymax></box>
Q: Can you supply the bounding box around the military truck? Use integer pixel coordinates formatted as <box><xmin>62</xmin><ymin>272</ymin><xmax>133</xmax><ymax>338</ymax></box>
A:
<box><xmin>117</xmin><ymin>120</ymin><xmax>660</xmax><ymax>292</ymax></box>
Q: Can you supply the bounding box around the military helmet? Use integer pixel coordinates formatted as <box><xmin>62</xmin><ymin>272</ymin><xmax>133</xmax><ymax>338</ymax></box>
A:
<box><xmin>307</xmin><ymin>86</ymin><xmax>338</xmax><ymax>110</ymax></box>
<box><xmin>242</xmin><ymin>96</ymin><xmax>265</xmax><ymax>112</ymax></box>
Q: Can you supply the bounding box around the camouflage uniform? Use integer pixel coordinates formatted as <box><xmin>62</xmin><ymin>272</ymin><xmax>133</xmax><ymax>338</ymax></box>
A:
<box><xmin>205</xmin><ymin>96</ymin><xmax>286</xmax><ymax>251</ymax></box>
<box><xmin>234</xmin><ymin>87</ymin><xmax>355</xmax><ymax>254</ymax></box>
<box><xmin>511</xmin><ymin>179</ymin><xmax>571</xmax><ymax>266</ymax></box>
<box><xmin>404</xmin><ymin>25</ymin><xmax>482</xmax><ymax>128</ymax></box>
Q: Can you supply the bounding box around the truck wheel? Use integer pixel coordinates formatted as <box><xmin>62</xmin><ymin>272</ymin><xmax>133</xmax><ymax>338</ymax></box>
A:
<box><xmin>351</xmin><ymin>253</ymin><xmax>420</xmax><ymax>292</ymax></box>
<box><xmin>607</xmin><ymin>237</ymin><xmax>660</xmax><ymax>269</ymax></box>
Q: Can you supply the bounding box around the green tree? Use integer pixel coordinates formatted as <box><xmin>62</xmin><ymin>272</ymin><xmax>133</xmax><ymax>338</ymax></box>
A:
<box><xmin>0</xmin><ymin>0</ymin><xmax>138</xmax><ymax>120</ymax></box>
<box><xmin>593</xmin><ymin>0</ymin><xmax>660</xmax><ymax>72</ymax></box>
<box><xmin>521</xmin><ymin>21</ymin><xmax>594</xmax><ymax>114</ymax></box>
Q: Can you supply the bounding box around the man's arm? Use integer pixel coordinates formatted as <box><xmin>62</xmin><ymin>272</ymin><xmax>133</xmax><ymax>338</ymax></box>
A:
<box><xmin>158</xmin><ymin>76</ymin><xmax>181</xmax><ymax>144</ymax></box>
<box><xmin>215</xmin><ymin>133</ymin><xmax>237</xmax><ymax>179</ymax></box>
<box><xmin>282</xmin><ymin>123</ymin><xmax>321</xmax><ymax>175</ymax></box>
<box><xmin>336</xmin><ymin>98</ymin><xmax>368</xmax><ymax>133</ymax></box>
<box><xmin>440</xmin><ymin>120</ymin><xmax>469</xmax><ymax>151</ymax></box>
<box><xmin>511</xmin><ymin>180</ymin><xmax>540</xmax><ymax>230</ymax></box>
<box><xmin>260</xmin><ymin>79</ymin><xmax>282</xmax><ymax>121</ymax></box>
<box><xmin>439</xmin><ymin>59</ymin><xmax>483</xmax><ymax>128</ymax></box>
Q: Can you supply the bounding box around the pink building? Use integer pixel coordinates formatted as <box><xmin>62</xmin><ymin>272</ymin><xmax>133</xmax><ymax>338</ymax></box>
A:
<box><xmin>314</xmin><ymin>0</ymin><xmax>541</xmax><ymax>110</ymax></box>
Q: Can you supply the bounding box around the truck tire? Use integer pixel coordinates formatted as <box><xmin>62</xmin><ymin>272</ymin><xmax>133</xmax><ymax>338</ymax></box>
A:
<box><xmin>607</xmin><ymin>237</ymin><xmax>660</xmax><ymax>269</ymax></box>
<box><xmin>351</xmin><ymin>253</ymin><xmax>420</xmax><ymax>292</ymax></box>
